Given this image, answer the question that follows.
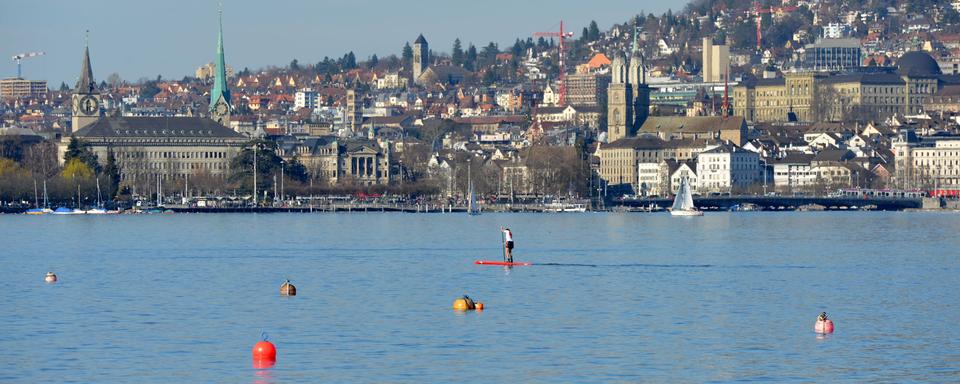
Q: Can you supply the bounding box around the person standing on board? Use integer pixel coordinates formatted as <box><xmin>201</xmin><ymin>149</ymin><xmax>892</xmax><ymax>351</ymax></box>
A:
<box><xmin>501</xmin><ymin>227</ymin><xmax>514</xmax><ymax>263</ymax></box>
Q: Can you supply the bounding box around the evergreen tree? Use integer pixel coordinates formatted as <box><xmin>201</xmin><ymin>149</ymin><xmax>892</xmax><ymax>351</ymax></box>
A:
<box><xmin>102</xmin><ymin>147</ymin><xmax>120</xmax><ymax>199</ymax></box>
<box><xmin>368</xmin><ymin>54</ymin><xmax>379</xmax><ymax>69</ymax></box>
<box><xmin>452</xmin><ymin>38</ymin><xmax>465</xmax><ymax>66</ymax></box>
<box><xmin>581</xmin><ymin>27</ymin><xmax>589</xmax><ymax>42</ymax></box>
<box><xmin>588</xmin><ymin>20</ymin><xmax>601</xmax><ymax>41</ymax></box>
<box><xmin>402</xmin><ymin>42</ymin><xmax>414</xmax><ymax>63</ymax></box>
<box><xmin>64</xmin><ymin>136</ymin><xmax>101</xmax><ymax>174</ymax></box>
<box><xmin>289</xmin><ymin>59</ymin><xmax>300</xmax><ymax>71</ymax></box>
<box><xmin>59</xmin><ymin>82</ymin><xmax>69</xmax><ymax>91</ymax></box>
<box><xmin>465</xmin><ymin>44</ymin><xmax>478</xmax><ymax>71</ymax></box>
<box><xmin>285</xmin><ymin>155</ymin><xmax>309</xmax><ymax>183</ymax></box>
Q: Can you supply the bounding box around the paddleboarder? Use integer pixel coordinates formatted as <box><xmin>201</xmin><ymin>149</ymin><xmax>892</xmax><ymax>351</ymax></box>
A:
<box><xmin>501</xmin><ymin>226</ymin><xmax>514</xmax><ymax>263</ymax></box>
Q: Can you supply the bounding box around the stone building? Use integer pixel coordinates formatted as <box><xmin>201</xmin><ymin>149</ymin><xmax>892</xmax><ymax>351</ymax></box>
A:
<box><xmin>59</xmin><ymin>11</ymin><xmax>247</xmax><ymax>188</ymax></box>
<box><xmin>734</xmin><ymin>51</ymin><xmax>959</xmax><ymax>123</ymax></box>
<box><xmin>276</xmin><ymin>136</ymin><xmax>392</xmax><ymax>186</ymax></box>
<box><xmin>565</xmin><ymin>72</ymin><xmax>610</xmax><ymax>107</ymax></box>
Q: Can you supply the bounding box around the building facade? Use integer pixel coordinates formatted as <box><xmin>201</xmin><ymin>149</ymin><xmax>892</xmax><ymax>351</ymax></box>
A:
<box><xmin>0</xmin><ymin>78</ymin><xmax>47</xmax><ymax>100</ymax></box>
<box><xmin>702</xmin><ymin>37</ymin><xmax>730</xmax><ymax>83</ymax></box>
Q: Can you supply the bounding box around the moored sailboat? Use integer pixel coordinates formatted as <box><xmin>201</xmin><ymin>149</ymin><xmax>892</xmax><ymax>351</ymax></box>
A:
<box><xmin>669</xmin><ymin>177</ymin><xmax>703</xmax><ymax>216</ymax></box>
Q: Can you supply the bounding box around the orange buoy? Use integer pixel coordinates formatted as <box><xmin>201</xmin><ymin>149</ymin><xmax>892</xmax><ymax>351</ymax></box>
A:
<box><xmin>44</xmin><ymin>272</ymin><xmax>57</xmax><ymax>283</ymax></box>
<box><xmin>814</xmin><ymin>312</ymin><xmax>835</xmax><ymax>334</ymax></box>
<box><xmin>280</xmin><ymin>280</ymin><xmax>296</xmax><ymax>296</ymax></box>
<box><xmin>453</xmin><ymin>295</ymin><xmax>477</xmax><ymax>311</ymax></box>
<box><xmin>475</xmin><ymin>302</ymin><xmax>484</xmax><ymax>310</ymax></box>
<box><xmin>252</xmin><ymin>333</ymin><xmax>277</xmax><ymax>368</ymax></box>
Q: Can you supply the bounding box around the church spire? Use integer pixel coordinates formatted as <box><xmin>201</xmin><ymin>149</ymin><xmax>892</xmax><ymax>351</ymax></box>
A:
<box><xmin>209</xmin><ymin>6</ymin><xmax>231</xmax><ymax>111</ymax></box>
<box><xmin>631</xmin><ymin>23</ymin><xmax>639</xmax><ymax>56</ymax></box>
<box><xmin>77</xmin><ymin>30</ymin><xmax>98</xmax><ymax>94</ymax></box>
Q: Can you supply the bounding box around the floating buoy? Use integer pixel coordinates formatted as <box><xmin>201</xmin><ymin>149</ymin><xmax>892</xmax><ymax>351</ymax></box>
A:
<box><xmin>453</xmin><ymin>295</ymin><xmax>477</xmax><ymax>311</ymax></box>
<box><xmin>280</xmin><ymin>280</ymin><xmax>296</xmax><ymax>296</ymax></box>
<box><xmin>44</xmin><ymin>272</ymin><xmax>57</xmax><ymax>283</ymax></box>
<box><xmin>252</xmin><ymin>333</ymin><xmax>277</xmax><ymax>369</ymax></box>
<box><xmin>475</xmin><ymin>302</ymin><xmax>484</xmax><ymax>310</ymax></box>
<box><xmin>814</xmin><ymin>312</ymin><xmax>835</xmax><ymax>334</ymax></box>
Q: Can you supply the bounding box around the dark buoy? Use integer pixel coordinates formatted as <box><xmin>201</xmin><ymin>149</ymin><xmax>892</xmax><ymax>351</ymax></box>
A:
<box><xmin>252</xmin><ymin>332</ymin><xmax>277</xmax><ymax>369</ymax></box>
<box><xmin>280</xmin><ymin>280</ymin><xmax>296</xmax><ymax>296</ymax></box>
<box><xmin>44</xmin><ymin>272</ymin><xmax>57</xmax><ymax>283</ymax></box>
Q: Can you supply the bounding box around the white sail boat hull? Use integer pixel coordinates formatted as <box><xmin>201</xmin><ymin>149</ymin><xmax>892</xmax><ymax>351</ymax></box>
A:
<box><xmin>669</xmin><ymin>209</ymin><xmax>704</xmax><ymax>216</ymax></box>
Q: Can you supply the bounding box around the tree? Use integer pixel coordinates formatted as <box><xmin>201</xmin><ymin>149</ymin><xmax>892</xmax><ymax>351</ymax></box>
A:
<box><xmin>229</xmin><ymin>139</ymin><xmax>283</xmax><ymax>194</ymax></box>
<box><xmin>64</xmin><ymin>136</ymin><xmax>101</xmax><ymax>174</ymax></box>
<box><xmin>588</xmin><ymin>20</ymin><xmax>601</xmax><ymax>41</ymax></box>
<box><xmin>59</xmin><ymin>82</ymin><xmax>69</xmax><ymax>91</ymax></box>
<box><xmin>465</xmin><ymin>44</ymin><xmax>478</xmax><ymax>71</ymax></box>
<box><xmin>285</xmin><ymin>155</ymin><xmax>309</xmax><ymax>183</ymax></box>
<box><xmin>61</xmin><ymin>158</ymin><xmax>95</xmax><ymax>180</ymax></box>
<box><xmin>402</xmin><ymin>42</ymin><xmax>414</xmax><ymax>63</ymax></box>
<box><xmin>343</xmin><ymin>52</ymin><xmax>357</xmax><ymax>70</ymax></box>
<box><xmin>290</xmin><ymin>59</ymin><xmax>300</xmax><ymax>71</ymax></box>
<box><xmin>103</xmin><ymin>147</ymin><xmax>120</xmax><ymax>198</ymax></box>
<box><xmin>452</xmin><ymin>38</ymin><xmax>465</xmax><ymax>66</ymax></box>
<box><xmin>106</xmin><ymin>73</ymin><xmax>123</xmax><ymax>88</ymax></box>
<box><xmin>368</xmin><ymin>54</ymin><xmax>379</xmax><ymax>69</ymax></box>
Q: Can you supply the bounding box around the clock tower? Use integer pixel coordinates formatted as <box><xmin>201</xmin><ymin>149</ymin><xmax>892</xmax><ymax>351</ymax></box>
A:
<box><xmin>209</xmin><ymin>8</ymin><xmax>232</xmax><ymax>127</ymax></box>
<box><xmin>71</xmin><ymin>41</ymin><xmax>101</xmax><ymax>133</ymax></box>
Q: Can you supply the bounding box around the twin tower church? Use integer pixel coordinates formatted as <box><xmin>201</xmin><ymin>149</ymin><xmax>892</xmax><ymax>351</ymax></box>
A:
<box><xmin>59</xmin><ymin>11</ymin><xmax>247</xmax><ymax>187</ymax></box>
<box><xmin>606</xmin><ymin>30</ymin><xmax>650</xmax><ymax>142</ymax></box>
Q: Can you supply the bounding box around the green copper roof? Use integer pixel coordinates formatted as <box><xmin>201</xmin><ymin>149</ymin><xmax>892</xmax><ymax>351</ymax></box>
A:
<box><xmin>209</xmin><ymin>9</ymin><xmax>231</xmax><ymax>110</ymax></box>
<box><xmin>631</xmin><ymin>23</ymin><xmax>640</xmax><ymax>56</ymax></box>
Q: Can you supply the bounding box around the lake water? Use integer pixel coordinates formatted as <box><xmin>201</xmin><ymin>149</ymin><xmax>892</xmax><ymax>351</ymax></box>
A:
<box><xmin>1</xmin><ymin>212</ymin><xmax>959</xmax><ymax>382</ymax></box>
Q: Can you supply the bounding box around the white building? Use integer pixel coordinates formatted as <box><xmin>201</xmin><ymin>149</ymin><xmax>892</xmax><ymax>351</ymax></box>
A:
<box><xmin>294</xmin><ymin>89</ymin><xmax>318</xmax><ymax>110</ymax></box>
<box><xmin>772</xmin><ymin>153</ymin><xmax>816</xmax><ymax>191</ymax></box>
<box><xmin>696</xmin><ymin>143</ymin><xmax>761</xmax><ymax>193</ymax></box>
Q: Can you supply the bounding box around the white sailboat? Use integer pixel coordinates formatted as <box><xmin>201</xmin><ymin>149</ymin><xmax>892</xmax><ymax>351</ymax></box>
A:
<box><xmin>467</xmin><ymin>162</ymin><xmax>480</xmax><ymax>215</ymax></box>
<box><xmin>669</xmin><ymin>177</ymin><xmax>703</xmax><ymax>216</ymax></box>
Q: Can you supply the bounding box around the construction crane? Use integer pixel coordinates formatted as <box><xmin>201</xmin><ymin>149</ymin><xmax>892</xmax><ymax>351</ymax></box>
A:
<box><xmin>12</xmin><ymin>51</ymin><xmax>45</xmax><ymax>79</ymax></box>
<box><xmin>534</xmin><ymin>21</ymin><xmax>574</xmax><ymax>106</ymax></box>
<box><xmin>753</xmin><ymin>2</ymin><xmax>798</xmax><ymax>52</ymax></box>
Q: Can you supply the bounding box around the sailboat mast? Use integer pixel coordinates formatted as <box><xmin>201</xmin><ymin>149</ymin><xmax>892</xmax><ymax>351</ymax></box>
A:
<box><xmin>43</xmin><ymin>180</ymin><xmax>48</xmax><ymax>209</ymax></box>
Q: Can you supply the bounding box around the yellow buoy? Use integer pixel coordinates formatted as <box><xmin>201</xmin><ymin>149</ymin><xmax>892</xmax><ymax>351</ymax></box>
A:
<box><xmin>453</xmin><ymin>295</ymin><xmax>476</xmax><ymax>310</ymax></box>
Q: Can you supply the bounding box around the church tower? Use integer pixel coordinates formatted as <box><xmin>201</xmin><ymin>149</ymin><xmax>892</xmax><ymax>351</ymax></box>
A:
<box><xmin>413</xmin><ymin>34</ymin><xmax>429</xmax><ymax>84</ymax></box>
<box><xmin>628</xmin><ymin>25</ymin><xmax>650</xmax><ymax>130</ymax></box>
<box><xmin>606</xmin><ymin>52</ymin><xmax>632</xmax><ymax>142</ymax></box>
<box><xmin>209</xmin><ymin>8</ymin><xmax>232</xmax><ymax>127</ymax></box>
<box><xmin>71</xmin><ymin>36</ymin><xmax>101</xmax><ymax>133</ymax></box>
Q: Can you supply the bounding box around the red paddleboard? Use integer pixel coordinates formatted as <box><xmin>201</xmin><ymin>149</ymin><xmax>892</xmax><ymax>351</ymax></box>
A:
<box><xmin>474</xmin><ymin>260</ymin><xmax>532</xmax><ymax>266</ymax></box>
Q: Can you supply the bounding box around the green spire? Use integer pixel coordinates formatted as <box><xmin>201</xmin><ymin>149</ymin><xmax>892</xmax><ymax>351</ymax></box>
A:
<box><xmin>209</xmin><ymin>7</ymin><xmax>231</xmax><ymax>111</ymax></box>
<box><xmin>631</xmin><ymin>23</ymin><xmax>639</xmax><ymax>56</ymax></box>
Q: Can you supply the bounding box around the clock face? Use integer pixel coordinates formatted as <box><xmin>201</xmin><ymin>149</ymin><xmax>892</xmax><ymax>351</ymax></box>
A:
<box><xmin>80</xmin><ymin>95</ymin><xmax>98</xmax><ymax>115</ymax></box>
<box><xmin>214</xmin><ymin>101</ymin><xmax>228</xmax><ymax>116</ymax></box>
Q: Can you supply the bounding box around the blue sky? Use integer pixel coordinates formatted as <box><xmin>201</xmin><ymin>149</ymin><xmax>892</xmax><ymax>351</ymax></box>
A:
<box><xmin>1</xmin><ymin>0</ymin><xmax>682</xmax><ymax>86</ymax></box>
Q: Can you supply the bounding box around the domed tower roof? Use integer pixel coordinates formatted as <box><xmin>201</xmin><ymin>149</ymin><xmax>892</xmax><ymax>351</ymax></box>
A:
<box><xmin>896</xmin><ymin>51</ymin><xmax>942</xmax><ymax>76</ymax></box>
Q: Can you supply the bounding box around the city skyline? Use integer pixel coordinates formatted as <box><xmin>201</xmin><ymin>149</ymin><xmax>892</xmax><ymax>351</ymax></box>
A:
<box><xmin>0</xmin><ymin>0</ymin><xmax>681</xmax><ymax>86</ymax></box>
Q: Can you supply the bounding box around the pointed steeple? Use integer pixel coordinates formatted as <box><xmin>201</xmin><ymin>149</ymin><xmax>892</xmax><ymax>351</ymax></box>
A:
<box><xmin>631</xmin><ymin>23</ymin><xmax>639</xmax><ymax>56</ymax></box>
<box><xmin>209</xmin><ymin>7</ymin><xmax>231</xmax><ymax>111</ymax></box>
<box><xmin>77</xmin><ymin>32</ymin><xmax>98</xmax><ymax>94</ymax></box>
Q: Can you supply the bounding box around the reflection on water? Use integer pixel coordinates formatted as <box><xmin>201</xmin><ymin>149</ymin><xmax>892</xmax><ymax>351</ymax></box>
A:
<box><xmin>1</xmin><ymin>212</ymin><xmax>959</xmax><ymax>382</ymax></box>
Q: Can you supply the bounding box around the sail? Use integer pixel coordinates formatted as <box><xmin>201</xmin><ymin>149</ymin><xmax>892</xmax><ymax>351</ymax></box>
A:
<box><xmin>468</xmin><ymin>181</ymin><xmax>479</xmax><ymax>215</ymax></box>
<box><xmin>672</xmin><ymin>178</ymin><xmax>694</xmax><ymax>211</ymax></box>
<box><xmin>682</xmin><ymin>179</ymin><xmax>695</xmax><ymax>210</ymax></box>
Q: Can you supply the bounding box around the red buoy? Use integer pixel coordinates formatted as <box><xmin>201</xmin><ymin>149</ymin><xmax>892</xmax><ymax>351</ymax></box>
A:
<box><xmin>252</xmin><ymin>337</ymin><xmax>277</xmax><ymax>369</ymax></box>
<box><xmin>814</xmin><ymin>312</ymin><xmax>835</xmax><ymax>334</ymax></box>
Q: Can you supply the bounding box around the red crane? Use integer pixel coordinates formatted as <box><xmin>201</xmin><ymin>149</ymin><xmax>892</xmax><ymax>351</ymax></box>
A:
<box><xmin>534</xmin><ymin>21</ymin><xmax>574</xmax><ymax>106</ymax></box>
<box><xmin>753</xmin><ymin>2</ymin><xmax>799</xmax><ymax>52</ymax></box>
